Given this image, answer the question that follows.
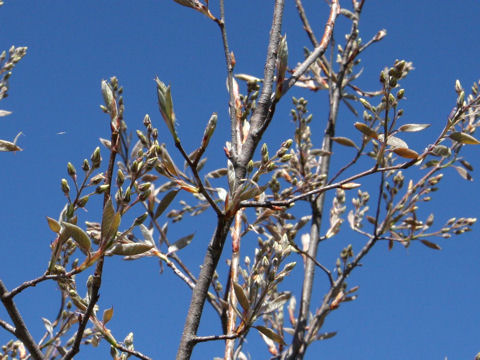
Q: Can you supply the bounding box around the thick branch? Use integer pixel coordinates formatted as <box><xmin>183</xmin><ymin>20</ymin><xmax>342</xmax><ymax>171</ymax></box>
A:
<box><xmin>0</xmin><ymin>280</ymin><xmax>44</xmax><ymax>360</ymax></box>
<box><xmin>176</xmin><ymin>216</ymin><xmax>234</xmax><ymax>360</ymax></box>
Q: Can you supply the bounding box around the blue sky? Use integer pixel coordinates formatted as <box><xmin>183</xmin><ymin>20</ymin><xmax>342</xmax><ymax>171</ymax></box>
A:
<box><xmin>1</xmin><ymin>1</ymin><xmax>480</xmax><ymax>359</ymax></box>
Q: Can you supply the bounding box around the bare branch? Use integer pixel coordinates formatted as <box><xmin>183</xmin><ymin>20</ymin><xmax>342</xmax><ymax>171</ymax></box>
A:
<box><xmin>0</xmin><ymin>280</ymin><xmax>44</xmax><ymax>360</ymax></box>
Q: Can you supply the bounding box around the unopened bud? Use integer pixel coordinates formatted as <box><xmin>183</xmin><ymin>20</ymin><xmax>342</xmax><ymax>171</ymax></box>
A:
<box><xmin>82</xmin><ymin>159</ymin><xmax>90</xmax><ymax>172</ymax></box>
<box><xmin>134</xmin><ymin>212</ymin><xmax>148</xmax><ymax>226</ymax></box>
<box><xmin>61</xmin><ymin>178</ymin><xmax>70</xmax><ymax>195</ymax></box>
<box><xmin>95</xmin><ymin>184</ymin><xmax>110</xmax><ymax>194</ymax></box>
<box><xmin>77</xmin><ymin>195</ymin><xmax>89</xmax><ymax>208</ymax></box>
<box><xmin>117</xmin><ymin>169</ymin><xmax>125</xmax><ymax>186</ymax></box>
<box><xmin>67</xmin><ymin>162</ymin><xmax>76</xmax><ymax>178</ymax></box>
<box><xmin>91</xmin><ymin>147</ymin><xmax>101</xmax><ymax>168</ymax></box>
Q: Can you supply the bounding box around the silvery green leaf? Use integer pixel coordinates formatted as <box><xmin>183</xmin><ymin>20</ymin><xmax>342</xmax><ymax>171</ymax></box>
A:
<box><xmin>167</xmin><ymin>233</ymin><xmax>194</xmax><ymax>255</ymax></box>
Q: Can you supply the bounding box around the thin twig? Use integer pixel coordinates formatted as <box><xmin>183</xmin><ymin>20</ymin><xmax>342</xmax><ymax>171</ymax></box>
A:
<box><xmin>0</xmin><ymin>318</ymin><xmax>16</xmax><ymax>335</ymax></box>
<box><xmin>174</xmin><ymin>140</ymin><xmax>223</xmax><ymax>216</ymax></box>
<box><xmin>193</xmin><ymin>333</ymin><xmax>238</xmax><ymax>344</ymax></box>
<box><xmin>4</xmin><ymin>269</ymin><xmax>80</xmax><ymax>300</ymax></box>
<box><xmin>116</xmin><ymin>343</ymin><xmax>153</xmax><ymax>360</ymax></box>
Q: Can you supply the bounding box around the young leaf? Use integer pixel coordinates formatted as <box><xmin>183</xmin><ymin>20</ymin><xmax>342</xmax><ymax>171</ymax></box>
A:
<box><xmin>62</xmin><ymin>222</ymin><xmax>91</xmax><ymax>252</ymax></box>
<box><xmin>167</xmin><ymin>233</ymin><xmax>194</xmax><ymax>255</ymax></box>
<box><xmin>0</xmin><ymin>110</ymin><xmax>12</xmax><ymax>117</ymax></box>
<box><xmin>102</xmin><ymin>307</ymin><xmax>114</xmax><ymax>324</ymax></box>
<box><xmin>354</xmin><ymin>122</ymin><xmax>378</xmax><ymax>139</ymax></box>
<box><xmin>154</xmin><ymin>190</ymin><xmax>179</xmax><ymax>219</ymax></box>
<box><xmin>233</xmin><ymin>282</ymin><xmax>250</xmax><ymax>312</ymax></box>
<box><xmin>255</xmin><ymin>326</ymin><xmax>286</xmax><ymax>345</ymax></box>
<box><xmin>108</xmin><ymin>242</ymin><xmax>153</xmax><ymax>256</ymax></box>
<box><xmin>332</xmin><ymin>136</ymin><xmax>358</xmax><ymax>148</ymax></box>
<box><xmin>453</xmin><ymin>165</ymin><xmax>473</xmax><ymax>181</ymax></box>
<box><xmin>393</xmin><ymin>147</ymin><xmax>419</xmax><ymax>159</ymax></box>
<box><xmin>46</xmin><ymin>216</ymin><xmax>61</xmax><ymax>233</ymax></box>
<box><xmin>398</xmin><ymin>123</ymin><xmax>430</xmax><ymax>132</ymax></box>
<box><xmin>420</xmin><ymin>239</ymin><xmax>442</xmax><ymax>250</ymax></box>
<box><xmin>101</xmin><ymin>199</ymin><xmax>121</xmax><ymax>242</ymax></box>
<box><xmin>449</xmin><ymin>132</ymin><xmax>480</xmax><ymax>145</ymax></box>
<box><xmin>378</xmin><ymin>134</ymin><xmax>408</xmax><ymax>149</ymax></box>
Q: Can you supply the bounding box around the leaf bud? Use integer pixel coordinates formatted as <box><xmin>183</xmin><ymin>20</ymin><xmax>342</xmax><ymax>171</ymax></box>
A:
<box><xmin>67</xmin><ymin>162</ymin><xmax>76</xmax><ymax>178</ymax></box>
<box><xmin>267</xmin><ymin>162</ymin><xmax>276</xmax><ymax>172</ymax></box>
<box><xmin>82</xmin><ymin>159</ymin><xmax>90</xmax><ymax>172</ymax></box>
<box><xmin>143</xmin><ymin>114</ymin><xmax>151</xmax><ymax>127</ymax></box>
<box><xmin>77</xmin><ymin>195</ymin><xmax>89</xmax><ymax>208</ymax></box>
<box><xmin>90</xmin><ymin>147</ymin><xmax>101</xmax><ymax>168</ymax></box>
<box><xmin>456</xmin><ymin>90</ymin><xmax>465</xmax><ymax>106</ymax></box>
<box><xmin>247</xmin><ymin>160</ymin><xmax>254</xmax><ymax>173</ymax></box>
<box><xmin>136</xmin><ymin>130</ymin><xmax>148</xmax><ymax>146</ymax></box>
<box><xmin>280</xmin><ymin>154</ymin><xmax>293</xmax><ymax>162</ymax></box>
<box><xmin>116</xmin><ymin>169</ymin><xmax>125</xmax><ymax>186</ymax></box>
<box><xmin>95</xmin><ymin>184</ymin><xmax>110</xmax><ymax>194</ymax></box>
<box><xmin>455</xmin><ymin>79</ymin><xmax>463</xmax><ymax>94</ymax></box>
<box><xmin>138</xmin><ymin>182</ymin><xmax>151</xmax><ymax>192</ymax></box>
<box><xmin>134</xmin><ymin>212</ymin><xmax>148</xmax><ymax>226</ymax></box>
<box><xmin>101</xmin><ymin>80</ymin><xmax>117</xmax><ymax>116</ymax></box>
<box><xmin>61</xmin><ymin>178</ymin><xmax>70</xmax><ymax>195</ymax></box>
<box><xmin>124</xmin><ymin>187</ymin><xmax>131</xmax><ymax>203</ymax></box>
<box><xmin>139</xmin><ymin>189</ymin><xmax>151</xmax><ymax>202</ymax></box>
<box><xmin>90</xmin><ymin>172</ymin><xmax>105</xmax><ymax>185</ymax></box>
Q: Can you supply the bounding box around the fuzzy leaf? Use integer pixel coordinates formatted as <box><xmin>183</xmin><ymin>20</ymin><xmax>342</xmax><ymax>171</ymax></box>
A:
<box><xmin>378</xmin><ymin>134</ymin><xmax>408</xmax><ymax>149</ymax></box>
<box><xmin>420</xmin><ymin>239</ymin><xmax>441</xmax><ymax>250</ymax></box>
<box><xmin>255</xmin><ymin>326</ymin><xmax>286</xmax><ymax>345</ymax></box>
<box><xmin>0</xmin><ymin>110</ymin><xmax>12</xmax><ymax>117</ymax></box>
<box><xmin>154</xmin><ymin>190</ymin><xmax>178</xmax><ymax>219</ymax></box>
<box><xmin>139</xmin><ymin>224</ymin><xmax>154</xmax><ymax>245</ymax></box>
<box><xmin>167</xmin><ymin>233</ymin><xmax>194</xmax><ymax>255</ymax></box>
<box><xmin>108</xmin><ymin>242</ymin><xmax>153</xmax><ymax>256</ymax></box>
<box><xmin>449</xmin><ymin>132</ymin><xmax>480</xmax><ymax>145</ymax></box>
<box><xmin>398</xmin><ymin>123</ymin><xmax>430</xmax><ymax>132</ymax></box>
<box><xmin>260</xmin><ymin>292</ymin><xmax>291</xmax><ymax>315</ymax></box>
<box><xmin>62</xmin><ymin>222</ymin><xmax>91</xmax><ymax>252</ymax></box>
<box><xmin>354</xmin><ymin>122</ymin><xmax>378</xmax><ymax>139</ymax></box>
<box><xmin>233</xmin><ymin>282</ymin><xmax>250</xmax><ymax>312</ymax></box>
<box><xmin>332</xmin><ymin>136</ymin><xmax>358</xmax><ymax>148</ymax></box>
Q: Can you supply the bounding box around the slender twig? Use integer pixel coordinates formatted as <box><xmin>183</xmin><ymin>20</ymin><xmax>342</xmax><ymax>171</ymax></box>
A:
<box><xmin>240</xmin><ymin>161</ymin><xmax>418</xmax><ymax>209</ymax></box>
<box><xmin>217</xmin><ymin>0</ymin><xmax>238</xmax><ymax>161</ymax></box>
<box><xmin>4</xmin><ymin>269</ymin><xmax>80</xmax><ymax>300</ymax></box>
<box><xmin>193</xmin><ymin>333</ymin><xmax>238</xmax><ymax>344</ymax></box>
<box><xmin>0</xmin><ymin>280</ymin><xmax>44</xmax><ymax>360</ymax></box>
<box><xmin>174</xmin><ymin>141</ymin><xmax>223</xmax><ymax>216</ymax></box>
<box><xmin>115</xmin><ymin>344</ymin><xmax>152</xmax><ymax>360</ymax></box>
<box><xmin>0</xmin><ymin>318</ymin><xmax>15</xmax><ymax>335</ymax></box>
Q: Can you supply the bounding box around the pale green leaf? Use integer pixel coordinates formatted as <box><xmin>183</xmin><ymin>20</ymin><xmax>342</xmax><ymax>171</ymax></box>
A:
<box><xmin>62</xmin><ymin>221</ymin><xmax>91</xmax><ymax>252</ymax></box>
<box><xmin>46</xmin><ymin>216</ymin><xmax>61</xmax><ymax>233</ymax></box>
<box><xmin>167</xmin><ymin>233</ymin><xmax>194</xmax><ymax>255</ymax></box>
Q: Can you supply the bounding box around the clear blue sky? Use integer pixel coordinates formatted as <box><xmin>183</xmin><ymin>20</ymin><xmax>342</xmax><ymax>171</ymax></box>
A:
<box><xmin>1</xmin><ymin>1</ymin><xmax>480</xmax><ymax>359</ymax></box>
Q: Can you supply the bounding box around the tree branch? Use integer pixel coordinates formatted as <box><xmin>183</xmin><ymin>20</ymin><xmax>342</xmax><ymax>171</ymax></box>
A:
<box><xmin>0</xmin><ymin>280</ymin><xmax>44</xmax><ymax>360</ymax></box>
